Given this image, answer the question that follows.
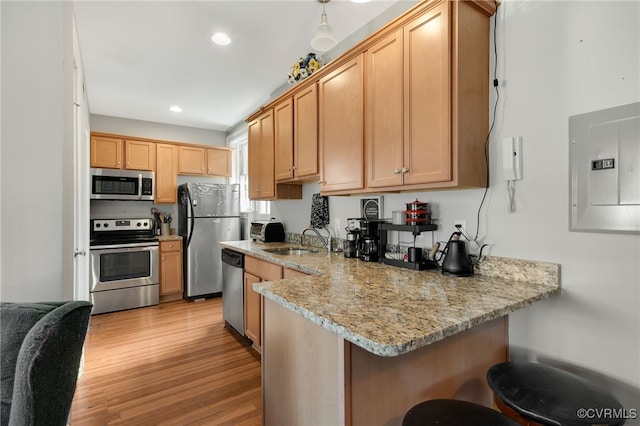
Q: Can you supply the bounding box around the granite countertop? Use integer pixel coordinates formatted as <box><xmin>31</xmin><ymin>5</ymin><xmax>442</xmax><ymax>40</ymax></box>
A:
<box><xmin>220</xmin><ymin>240</ymin><xmax>561</xmax><ymax>357</ymax></box>
<box><xmin>158</xmin><ymin>235</ymin><xmax>183</xmax><ymax>242</ymax></box>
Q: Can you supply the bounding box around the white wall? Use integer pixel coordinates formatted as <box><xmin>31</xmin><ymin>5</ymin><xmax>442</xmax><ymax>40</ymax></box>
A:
<box><xmin>272</xmin><ymin>0</ymin><xmax>640</xmax><ymax>416</ymax></box>
<box><xmin>1</xmin><ymin>1</ymin><xmax>76</xmax><ymax>302</ymax></box>
<box><xmin>90</xmin><ymin>114</ymin><xmax>227</xmax><ymax>146</ymax></box>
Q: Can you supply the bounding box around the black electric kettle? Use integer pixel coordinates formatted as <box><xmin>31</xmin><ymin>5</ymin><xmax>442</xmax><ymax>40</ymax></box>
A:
<box><xmin>441</xmin><ymin>232</ymin><xmax>475</xmax><ymax>276</ymax></box>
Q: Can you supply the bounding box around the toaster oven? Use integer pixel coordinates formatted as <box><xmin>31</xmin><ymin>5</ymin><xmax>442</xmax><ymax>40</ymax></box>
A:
<box><xmin>250</xmin><ymin>221</ymin><xmax>285</xmax><ymax>242</ymax></box>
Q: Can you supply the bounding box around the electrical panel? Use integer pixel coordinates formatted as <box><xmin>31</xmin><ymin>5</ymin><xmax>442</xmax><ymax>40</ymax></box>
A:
<box><xmin>569</xmin><ymin>102</ymin><xmax>640</xmax><ymax>234</ymax></box>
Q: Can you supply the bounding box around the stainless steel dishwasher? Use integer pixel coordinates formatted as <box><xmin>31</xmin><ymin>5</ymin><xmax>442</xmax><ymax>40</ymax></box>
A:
<box><xmin>221</xmin><ymin>249</ymin><xmax>244</xmax><ymax>336</ymax></box>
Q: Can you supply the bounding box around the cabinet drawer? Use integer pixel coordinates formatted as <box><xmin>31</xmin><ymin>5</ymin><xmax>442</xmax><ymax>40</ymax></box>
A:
<box><xmin>160</xmin><ymin>240</ymin><xmax>182</xmax><ymax>252</ymax></box>
<box><xmin>245</xmin><ymin>256</ymin><xmax>283</xmax><ymax>281</ymax></box>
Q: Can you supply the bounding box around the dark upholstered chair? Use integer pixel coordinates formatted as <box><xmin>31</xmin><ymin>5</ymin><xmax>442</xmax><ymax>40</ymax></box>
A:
<box><xmin>0</xmin><ymin>301</ymin><xmax>92</xmax><ymax>426</ymax></box>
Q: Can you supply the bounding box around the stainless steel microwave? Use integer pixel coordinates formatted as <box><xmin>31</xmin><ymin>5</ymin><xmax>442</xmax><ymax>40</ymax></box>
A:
<box><xmin>90</xmin><ymin>168</ymin><xmax>154</xmax><ymax>201</ymax></box>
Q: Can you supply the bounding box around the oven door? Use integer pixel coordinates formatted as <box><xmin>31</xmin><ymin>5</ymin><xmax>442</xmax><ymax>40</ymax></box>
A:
<box><xmin>90</xmin><ymin>243</ymin><xmax>159</xmax><ymax>292</ymax></box>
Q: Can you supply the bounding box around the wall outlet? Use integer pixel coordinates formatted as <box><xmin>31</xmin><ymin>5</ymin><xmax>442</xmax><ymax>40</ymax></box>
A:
<box><xmin>454</xmin><ymin>220</ymin><xmax>466</xmax><ymax>233</ymax></box>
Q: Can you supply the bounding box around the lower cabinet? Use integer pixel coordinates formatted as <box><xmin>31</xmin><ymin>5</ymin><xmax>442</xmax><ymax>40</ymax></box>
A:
<box><xmin>243</xmin><ymin>256</ymin><xmax>283</xmax><ymax>353</ymax></box>
<box><xmin>160</xmin><ymin>240</ymin><xmax>183</xmax><ymax>301</ymax></box>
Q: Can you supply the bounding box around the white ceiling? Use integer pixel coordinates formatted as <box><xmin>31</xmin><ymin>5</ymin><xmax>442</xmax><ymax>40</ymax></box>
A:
<box><xmin>73</xmin><ymin>0</ymin><xmax>405</xmax><ymax>132</ymax></box>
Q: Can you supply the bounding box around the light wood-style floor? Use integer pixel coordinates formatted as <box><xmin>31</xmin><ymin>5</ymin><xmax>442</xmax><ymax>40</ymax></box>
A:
<box><xmin>71</xmin><ymin>298</ymin><xmax>262</xmax><ymax>425</ymax></box>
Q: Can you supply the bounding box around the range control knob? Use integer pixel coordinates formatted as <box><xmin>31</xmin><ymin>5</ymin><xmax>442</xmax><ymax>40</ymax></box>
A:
<box><xmin>136</xmin><ymin>222</ymin><xmax>142</xmax><ymax>227</ymax></box>
<box><xmin>95</xmin><ymin>223</ymin><xmax>101</xmax><ymax>228</ymax></box>
<box><xmin>103</xmin><ymin>223</ymin><xmax>109</xmax><ymax>228</ymax></box>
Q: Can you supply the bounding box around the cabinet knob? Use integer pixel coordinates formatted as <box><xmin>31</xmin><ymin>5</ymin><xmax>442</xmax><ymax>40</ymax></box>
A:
<box><xmin>292</xmin><ymin>166</ymin><xmax>297</xmax><ymax>170</ymax></box>
<box><xmin>393</xmin><ymin>168</ymin><xmax>401</xmax><ymax>174</ymax></box>
<box><xmin>162</xmin><ymin>256</ymin><xmax>166</xmax><ymax>261</ymax></box>
<box><xmin>401</xmin><ymin>167</ymin><xmax>409</xmax><ymax>173</ymax></box>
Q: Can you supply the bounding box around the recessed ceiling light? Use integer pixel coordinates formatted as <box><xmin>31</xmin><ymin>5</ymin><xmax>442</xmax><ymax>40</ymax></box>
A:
<box><xmin>211</xmin><ymin>32</ymin><xmax>231</xmax><ymax>46</ymax></box>
<box><xmin>169</xmin><ymin>106</ymin><xmax>182</xmax><ymax>113</ymax></box>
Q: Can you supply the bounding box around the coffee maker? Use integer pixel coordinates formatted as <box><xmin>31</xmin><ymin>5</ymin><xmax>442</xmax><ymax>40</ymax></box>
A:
<box><xmin>344</xmin><ymin>218</ymin><xmax>360</xmax><ymax>258</ymax></box>
<box><xmin>358</xmin><ymin>219</ymin><xmax>383</xmax><ymax>262</ymax></box>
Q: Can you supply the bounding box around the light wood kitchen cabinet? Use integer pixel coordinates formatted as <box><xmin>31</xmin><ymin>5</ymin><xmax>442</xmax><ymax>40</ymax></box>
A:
<box><xmin>124</xmin><ymin>139</ymin><xmax>155</xmax><ymax>171</ymax></box>
<box><xmin>90</xmin><ymin>135</ymin><xmax>123</xmax><ymax>169</ymax></box>
<box><xmin>90</xmin><ymin>135</ymin><xmax>155</xmax><ymax>171</ymax></box>
<box><xmin>244</xmin><ymin>256</ymin><xmax>283</xmax><ymax>353</ymax></box>
<box><xmin>178</xmin><ymin>145</ymin><xmax>206</xmax><ymax>175</ymax></box>
<box><xmin>160</xmin><ymin>240</ymin><xmax>183</xmax><ymax>299</ymax></box>
<box><xmin>155</xmin><ymin>143</ymin><xmax>178</xmax><ymax>204</ymax></box>
<box><xmin>402</xmin><ymin>2</ymin><xmax>451</xmax><ymax>185</ymax></box>
<box><xmin>366</xmin><ymin>1</ymin><xmax>489</xmax><ymax>191</ymax></box>
<box><xmin>318</xmin><ymin>54</ymin><xmax>365</xmax><ymax>194</ymax></box>
<box><xmin>274</xmin><ymin>85</ymin><xmax>319</xmax><ymax>182</ymax></box>
<box><xmin>274</xmin><ymin>99</ymin><xmax>294</xmax><ymax>181</ymax></box>
<box><xmin>248</xmin><ymin>110</ymin><xmax>276</xmax><ymax>199</ymax></box>
<box><xmin>246</xmin><ymin>0</ymin><xmax>494</xmax><ymax>194</ymax></box>
<box><xmin>243</xmin><ymin>271</ymin><xmax>262</xmax><ymax>350</ymax></box>
<box><xmin>206</xmin><ymin>147</ymin><xmax>232</xmax><ymax>176</ymax></box>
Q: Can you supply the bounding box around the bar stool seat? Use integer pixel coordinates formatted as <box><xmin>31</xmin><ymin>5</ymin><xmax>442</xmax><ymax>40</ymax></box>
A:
<box><xmin>487</xmin><ymin>361</ymin><xmax>626</xmax><ymax>426</ymax></box>
<box><xmin>402</xmin><ymin>399</ymin><xmax>520</xmax><ymax>426</ymax></box>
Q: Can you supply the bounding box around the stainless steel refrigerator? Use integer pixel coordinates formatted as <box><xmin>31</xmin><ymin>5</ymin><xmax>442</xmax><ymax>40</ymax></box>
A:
<box><xmin>178</xmin><ymin>182</ymin><xmax>241</xmax><ymax>299</ymax></box>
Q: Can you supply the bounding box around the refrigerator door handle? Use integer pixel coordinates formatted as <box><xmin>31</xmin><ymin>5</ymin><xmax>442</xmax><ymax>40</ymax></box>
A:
<box><xmin>187</xmin><ymin>187</ymin><xmax>195</xmax><ymax>248</ymax></box>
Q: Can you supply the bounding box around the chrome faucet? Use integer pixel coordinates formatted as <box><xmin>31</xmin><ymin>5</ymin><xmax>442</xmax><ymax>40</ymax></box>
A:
<box><xmin>301</xmin><ymin>226</ymin><xmax>334</xmax><ymax>252</ymax></box>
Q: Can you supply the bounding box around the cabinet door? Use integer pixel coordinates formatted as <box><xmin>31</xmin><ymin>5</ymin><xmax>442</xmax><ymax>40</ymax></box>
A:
<box><xmin>206</xmin><ymin>147</ymin><xmax>232</xmax><ymax>176</ymax></box>
<box><xmin>178</xmin><ymin>146</ymin><xmax>206</xmax><ymax>175</ymax></box>
<box><xmin>294</xmin><ymin>84</ymin><xmax>319</xmax><ymax>179</ymax></box>
<box><xmin>155</xmin><ymin>143</ymin><xmax>177</xmax><ymax>204</ymax></box>
<box><xmin>125</xmin><ymin>140</ymin><xmax>156</xmax><ymax>171</ymax></box>
<box><xmin>160</xmin><ymin>241</ymin><xmax>183</xmax><ymax>296</ymax></box>
<box><xmin>403</xmin><ymin>2</ymin><xmax>451</xmax><ymax>185</ymax></box>
<box><xmin>274</xmin><ymin>99</ymin><xmax>294</xmax><ymax>181</ymax></box>
<box><xmin>248</xmin><ymin>110</ymin><xmax>275</xmax><ymax>199</ymax></box>
<box><xmin>244</xmin><ymin>271</ymin><xmax>262</xmax><ymax>350</ymax></box>
<box><xmin>90</xmin><ymin>135</ymin><xmax>122</xmax><ymax>169</ymax></box>
<box><xmin>365</xmin><ymin>29</ymin><xmax>404</xmax><ymax>188</ymax></box>
<box><xmin>319</xmin><ymin>55</ymin><xmax>364</xmax><ymax>193</ymax></box>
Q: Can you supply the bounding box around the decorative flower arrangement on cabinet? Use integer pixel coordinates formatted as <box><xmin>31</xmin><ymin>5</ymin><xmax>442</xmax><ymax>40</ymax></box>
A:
<box><xmin>287</xmin><ymin>53</ymin><xmax>321</xmax><ymax>84</ymax></box>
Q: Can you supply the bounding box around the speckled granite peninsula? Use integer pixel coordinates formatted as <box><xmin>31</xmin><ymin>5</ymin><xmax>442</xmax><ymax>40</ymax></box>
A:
<box><xmin>221</xmin><ymin>239</ymin><xmax>561</xmax><ymax>425</ymax></box>
<box><xmin>220</xmin><ymin>240</ymin><xmax>560</xmax><ymax>357</ymax></box>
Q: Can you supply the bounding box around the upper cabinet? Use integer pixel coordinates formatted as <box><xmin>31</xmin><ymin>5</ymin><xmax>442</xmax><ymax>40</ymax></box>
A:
<box><xmin>207</xmin><ymin>147</ymin><xmax>232</xmax><ymax>177</ymax></box>
<box><xmin>248</xmin><ymin>110</ymin><xmax>303</xmax><ymax>200</ymax></box>
<box><xmin>90</xmin><ymin>135</ymin><xmax>122</xmax><ymax>169</ymax></box>
<box><xmin>247</xmin><ymin>0</ymin><xmax>496</xmax><ymax>195</ymax></box>
<box><xmin>248</xmin><ymin>110</ymin><xmax>276</xmax><ymax>199</ymax></box>
<box><xmin>125</xmin><ymin>139</ymin><xmax>156</xmax><ymax>171</ymax></box>
<box><xmin>178</xmin><ymin>146</ymin><xmax>206</xmax><ymax>175</ymax></box>
<box><xmin>155</xmin><ymin>143</ymin><xmax>178</xmax><ymax>204</ymax></box>
<box><xmin>274</xmin><ymin>84</ymin><xmax>319</xmax><ymax>183</ymax></box>
<box><xmin>90</xmin><ymin>132</ymin><xmax>234</xmax><ymax>204</ymax></box>
<box><xmin>318</xmin><ymin>55</ymin><xmax>365</xmax><ymax>194</ymax></box>
<box><xmin>91</xmin><ymin>135</ymin><xmax>155</xmax><ymax>171</ymax></box>
<box><xmin>366</xmin><ymin>3</ymin><xmax>450</xmax><ymax>189</ymax></box>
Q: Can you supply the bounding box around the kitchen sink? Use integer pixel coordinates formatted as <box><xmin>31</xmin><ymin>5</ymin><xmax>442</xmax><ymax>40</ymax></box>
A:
<box><xmin>263</xmin><ymin>247</ymin><xmax>318</xmax><ymax>256</ymax></box>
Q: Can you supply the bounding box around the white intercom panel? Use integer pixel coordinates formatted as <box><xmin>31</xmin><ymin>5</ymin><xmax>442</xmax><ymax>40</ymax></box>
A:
<box><xmin>503</xmin><ymin>136</ymin><xmax>523</xmax><ymax>181</ymax></box>
<box><xmin>569</xmin><ymin>102</ymin><xmax>640</xmax><ymax>233</ymax></box>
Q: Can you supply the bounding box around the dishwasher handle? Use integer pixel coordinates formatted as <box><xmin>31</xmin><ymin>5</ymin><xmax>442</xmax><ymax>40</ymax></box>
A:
<box><xmin>222</xmin><ymin>248</ymin><xmax>244</xmax><ymax>268</ymax></box>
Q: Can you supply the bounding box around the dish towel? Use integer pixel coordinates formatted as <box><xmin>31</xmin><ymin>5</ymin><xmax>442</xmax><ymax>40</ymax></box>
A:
<box><xmin>310</xmin><ymin>193</ymin><xmax>329</xmax><ymax>228</ymax></box>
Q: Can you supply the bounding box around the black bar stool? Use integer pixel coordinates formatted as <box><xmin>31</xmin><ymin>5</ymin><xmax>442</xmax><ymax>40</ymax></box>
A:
<box><xmin>402</xmin><ymin>399</ymin><xmax>520</xmax><ymax>426</ymax></box>
<box><xmin>487</xmin><ymin>361</ymin><xmax>626</xmax><ymax>426</ymax></box>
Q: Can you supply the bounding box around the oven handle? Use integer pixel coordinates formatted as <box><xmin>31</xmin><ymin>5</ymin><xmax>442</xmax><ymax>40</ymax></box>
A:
<box><xmin>91</xmin><ymin>242</ymin><xmax>159</xmax><ymax>250</ymax></box>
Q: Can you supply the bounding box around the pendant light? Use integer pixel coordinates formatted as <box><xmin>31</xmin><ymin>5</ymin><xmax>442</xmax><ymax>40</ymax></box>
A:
<box><xmin>310</xmin><ymin>0</ymin><xmax>337</xmax><ymax>53</ymax></box>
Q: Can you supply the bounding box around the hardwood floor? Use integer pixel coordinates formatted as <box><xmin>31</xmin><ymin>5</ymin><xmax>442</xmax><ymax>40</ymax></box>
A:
<box><xmin>71</xmin><ymin>299</ymin><xmax>262</xmax><ymax>425</ymax></box>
